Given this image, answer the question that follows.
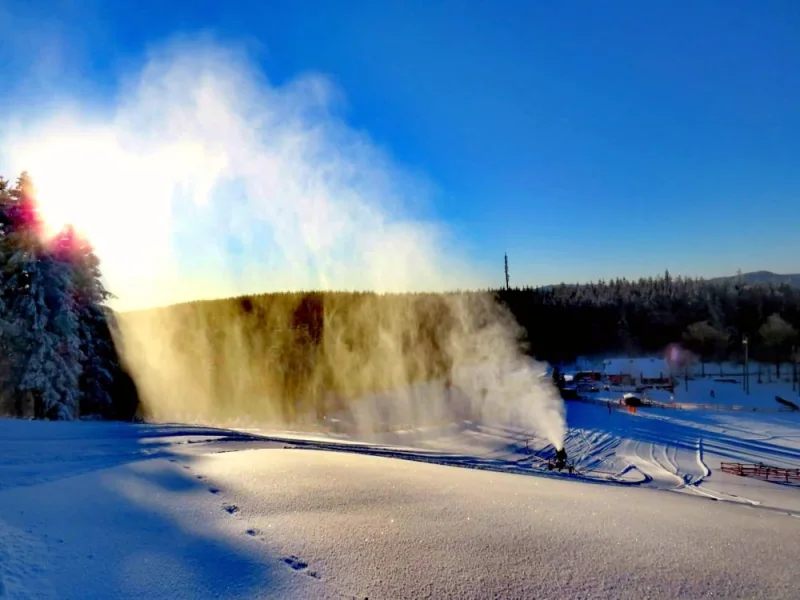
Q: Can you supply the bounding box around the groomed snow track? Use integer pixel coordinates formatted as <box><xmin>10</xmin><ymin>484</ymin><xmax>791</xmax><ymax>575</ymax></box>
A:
<box><xmin>176</xmin><ymin>426</ymin><xmax>652</xmax><ymax>487</ymax></box>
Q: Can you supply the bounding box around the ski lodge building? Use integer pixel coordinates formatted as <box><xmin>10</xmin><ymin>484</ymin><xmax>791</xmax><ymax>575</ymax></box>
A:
<box><xmin>602</xmin><ymin>357</ymin><xmax>673</xmax><ymax>387</ymax></box>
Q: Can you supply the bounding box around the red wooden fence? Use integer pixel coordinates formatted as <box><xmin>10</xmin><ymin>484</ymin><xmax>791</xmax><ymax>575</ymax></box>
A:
<box><xmin>720</xmin><ymin>462</ymin><xmax>800</xmax><ymax>483</ymax></box>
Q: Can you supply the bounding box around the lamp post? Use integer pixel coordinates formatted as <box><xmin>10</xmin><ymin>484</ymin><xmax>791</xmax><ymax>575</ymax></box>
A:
<box><xmin>684</xmin><ymin>364</ymin><xmax>689</xmax><ymax>392</ymax></box>
<box><xmin>743</xmin><ymin>336</ymin><xmax>749</xmax><ymax>395</ymax></box>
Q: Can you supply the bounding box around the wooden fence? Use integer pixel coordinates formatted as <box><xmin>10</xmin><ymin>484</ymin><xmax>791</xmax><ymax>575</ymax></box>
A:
<box><xmin>720</xmin><ymin>462</ymin><xmax>800</xmax><ymax>483</ymax></box>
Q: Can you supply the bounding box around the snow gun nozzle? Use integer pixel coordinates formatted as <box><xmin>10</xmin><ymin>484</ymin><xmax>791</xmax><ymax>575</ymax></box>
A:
<box><xmin>547</xmin><ymin>447</ymin><xmax>572</xmax><ymax>473</ymax></box>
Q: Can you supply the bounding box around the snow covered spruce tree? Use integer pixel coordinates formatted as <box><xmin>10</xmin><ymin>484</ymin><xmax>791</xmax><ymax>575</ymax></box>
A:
<box><xmin>53</xmin><ymin>224</ymin><xmax>117</xmax><ymax>417</ymax></box>
<box><xmin>0</xmin><ymin>172</ymin><xmax>121</xmax><ymax>420</ymax></box>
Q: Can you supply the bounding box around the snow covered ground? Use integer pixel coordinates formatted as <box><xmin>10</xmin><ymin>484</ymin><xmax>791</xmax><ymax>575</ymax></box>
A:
<box><xmin>608</xmin><ymin>376</ymin><xmax>799</xmax><ymax>411</ymax></box>
<box><xmin>1</xmin><ymin>397</ymin><xmax>799</xmax><ymax>599</ymax></box>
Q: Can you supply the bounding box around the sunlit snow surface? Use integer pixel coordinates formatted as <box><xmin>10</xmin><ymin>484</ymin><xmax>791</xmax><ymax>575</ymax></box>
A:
<box><xmin>1</xmin><ymin>399</ymin><xmax>799</xmax><ymax>599</ymax></box>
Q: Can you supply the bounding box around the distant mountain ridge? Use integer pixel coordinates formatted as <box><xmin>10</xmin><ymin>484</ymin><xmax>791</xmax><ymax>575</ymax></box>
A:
<box><xmin>709</xmin><ymin>271</ymin><xmax>800</xmax><ymax>287</ymax></box>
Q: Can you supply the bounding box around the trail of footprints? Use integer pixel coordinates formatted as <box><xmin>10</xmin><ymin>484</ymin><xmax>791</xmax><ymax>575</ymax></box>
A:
<box><xmin>168</xmin><ymin>457</ymin><xmax>320</xmax><ymax>580</ymax></box>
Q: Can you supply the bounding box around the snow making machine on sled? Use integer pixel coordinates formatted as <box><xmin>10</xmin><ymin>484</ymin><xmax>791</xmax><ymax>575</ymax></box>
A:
<box><xmin>547</xmin><ymin>447</ymin><xmax>575</xmax><ymax>474</ymax></box>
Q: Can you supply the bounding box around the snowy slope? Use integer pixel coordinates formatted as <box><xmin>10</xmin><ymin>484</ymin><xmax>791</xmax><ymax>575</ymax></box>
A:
<box><xmin>0</xmin><ymin>421</ymin><xmax>325</xmax><ymax>600</ymax></box>
<box><xmin>1</xmin><ymin>417</ymin><xmax>799</xmax><ymax>599</ymax></box>
<box><xmin>560</xmin><ymin>402</ymin><xmax>800</xmax><ymax>512</ymax></box>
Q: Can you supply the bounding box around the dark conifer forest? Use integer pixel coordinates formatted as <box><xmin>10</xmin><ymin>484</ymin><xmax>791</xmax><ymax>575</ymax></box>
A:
<box><xmin>495</xmin><ymin>274</ymin><xmax>799</xmax><ymax>369</ymax></box>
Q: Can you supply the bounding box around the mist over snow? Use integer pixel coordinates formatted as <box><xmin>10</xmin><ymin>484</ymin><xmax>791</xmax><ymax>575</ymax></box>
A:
<box><xmin>0</xmin><ymin>36</ymin><xmax>567</xmax><ymax>448</ymax></box>
<box><xmin>1</xmin><ymin>37</ymin><xmax>483</xmax><ymax>311</ymax></box>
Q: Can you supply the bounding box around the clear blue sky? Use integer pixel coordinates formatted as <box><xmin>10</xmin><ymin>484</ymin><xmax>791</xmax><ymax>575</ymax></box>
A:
<box><xmin>2</xmin><ymin>0</ymin><xmax>799</xmax><ymax>287</ymax></box>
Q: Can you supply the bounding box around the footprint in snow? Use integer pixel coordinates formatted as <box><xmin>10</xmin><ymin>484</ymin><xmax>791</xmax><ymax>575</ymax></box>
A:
<box><xmin>224</xmin><ymin>504</ymin><xmax>239</xmax><ymax>515</ymax></box>
<box><xmin>283</xmin><ymin>555</ymin><xmax>307</xmax><ymax>570</ymax></box>
<box><xmin>282</xmin><ymin>555</ymin><xmax>319</xmax><ymax>579</ymax></box>
<box><xmin>208</xmin><ymin>487</ymin><xmax>221</xmax><ymax>495</ymax></box>
<box><xmin>246</xmin><ymin>528</ymin><xmax>261</xmax><ymax>537</ymax></box>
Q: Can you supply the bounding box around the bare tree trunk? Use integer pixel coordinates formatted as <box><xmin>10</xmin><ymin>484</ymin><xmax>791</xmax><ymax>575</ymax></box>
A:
<box><xmin>34</xmin><ymin>391</ymin><xmax>45</xmax><ymax>419</ymax></box>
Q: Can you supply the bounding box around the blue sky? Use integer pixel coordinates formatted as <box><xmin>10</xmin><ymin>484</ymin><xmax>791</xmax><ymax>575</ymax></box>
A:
<box><xmin>2</xmin><ymin>0</ymin><xmax>799</xmax><ymax>291</ymax></box>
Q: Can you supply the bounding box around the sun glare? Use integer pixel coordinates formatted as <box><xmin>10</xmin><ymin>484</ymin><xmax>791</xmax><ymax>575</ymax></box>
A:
<box><xmin>23</xmin><ymin>133</ymin><xmax>123</xmax><ymax>240</ymax></box>
<box><xmin>8</xmin><ymin>120</ymin><xmax>233</xmax><ymax>308</ymax></box>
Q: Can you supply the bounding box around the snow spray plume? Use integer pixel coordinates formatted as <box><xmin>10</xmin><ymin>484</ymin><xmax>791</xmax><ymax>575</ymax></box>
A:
<box><xmin>1</xmin><ymin>38</ymin><xmax>566</xmax><ymax>449</ymax></box>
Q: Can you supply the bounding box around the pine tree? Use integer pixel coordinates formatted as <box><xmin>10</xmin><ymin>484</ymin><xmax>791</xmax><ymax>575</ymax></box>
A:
<box><xmin>758</xmin><ymin>314</ymin><xmax>797</xmax><ymax>378</ymax></box>
<box><xmin>53</xmin><ymin>225</ymin><xmax>117</xmax><ymax>416</ymax></box>
<box><xmin>682</xmin><ymin>321</ymin><xmax>729</xmax><ymax>376</ymax></box>
<box><xmin>1</xmin><ymin>175</ymin><xmax>84</xmax><ymax>419</ymax></box>
<box><xmin>3</xmin><ymin>246</ymin><xmax>84</xmax><ymax>418</ymax></box>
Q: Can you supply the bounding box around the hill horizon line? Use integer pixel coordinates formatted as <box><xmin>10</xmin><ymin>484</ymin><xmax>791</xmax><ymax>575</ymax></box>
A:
<box><xmin>111</xmin><ymin>269</ymin><xmax>800</xmax><ymax>314</ymax></box>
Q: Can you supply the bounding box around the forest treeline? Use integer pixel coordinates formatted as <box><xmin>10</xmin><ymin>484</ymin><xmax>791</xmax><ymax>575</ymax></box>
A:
<box><xmin>0</xmin><ymin>173</ymin><xmax>138</xmax><ymax>420</ymax></box>
<box><xmin>496</xmin><ymin>272</ymin><xmax>799</xmax><ymax>371</ymax></box>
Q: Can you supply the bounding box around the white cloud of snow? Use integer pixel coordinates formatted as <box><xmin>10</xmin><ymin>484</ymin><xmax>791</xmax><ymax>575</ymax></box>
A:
<box><xmin>0</xmin><ymin>35</ymin><xmax>566</xmax><ymax>448</ymax></box>
<box><xmin>1</xmin><ymin>37</ymin><xmax>483</xmax><ymax>310</ymax></box>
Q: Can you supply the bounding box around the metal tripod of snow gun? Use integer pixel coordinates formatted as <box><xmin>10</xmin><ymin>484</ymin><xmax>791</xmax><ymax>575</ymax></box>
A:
<box><xmin>525</xmin><ymin>439</ymin><xmax>577</xmax><ymax>475</ymax></box>
<box><xmin>548</xmin><ymin>447</ymin><xmax>575</xmax><ymax>474</ymax></box>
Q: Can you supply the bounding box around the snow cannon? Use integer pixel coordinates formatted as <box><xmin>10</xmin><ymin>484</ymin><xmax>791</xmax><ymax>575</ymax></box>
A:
<box><xmin>548</xmin><ymin>447</ymin><xmax>574</xmax><ymax>473</ymax></box>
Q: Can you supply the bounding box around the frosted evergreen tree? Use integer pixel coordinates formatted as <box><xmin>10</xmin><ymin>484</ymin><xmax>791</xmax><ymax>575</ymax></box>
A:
<box><xmin>759</xmin><ymin>314</ymin><xmax>797</xmax><ymax>378</ymax></box>
<box><xmin>0</xmin><ymin>177</ymin><xmax>16</xmax><ymax>412</ymax></box>
<box><xmin>6</xmin><ymin>253</ymin><xmax>84</xmax><ymax>418</ymax></box>
<box><xmin>1</xmin><ymin>175</ymin><xmax>84</xmax><ymax>419</ymax></box>
<box><xmin>682</xmin><ymin>321</ymin><xmax>729</xmax><ymax>377</ymax></box>
<box><xmin>53</xmin><ymin>225</ymin><xmax>116</xmax><ymax>416</ymax></box>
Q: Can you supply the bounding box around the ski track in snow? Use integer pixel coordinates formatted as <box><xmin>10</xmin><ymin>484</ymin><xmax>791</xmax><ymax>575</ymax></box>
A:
<box><xmin>696</xmin><ymin>438</ymin><xmax>711</xmax><ymax>479</ymax></box>
<box><xmin>1</xmin><ymin>404</ymin><xmax>797</xmax><ymax>513</ymax></box>
<box><xmin>235</xmin><ymin>416</ymin><xmax>798</xmax><ymax>517</ymax></box>
<box><xmin>258</xmin><ymin>409</ymin><xmax>798</xmax><ymax>511</ymax></box>
<box><xmin>507</xmin><ymin>404</ymin><xmax>800</xmax><ymax>513</ymax></box>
